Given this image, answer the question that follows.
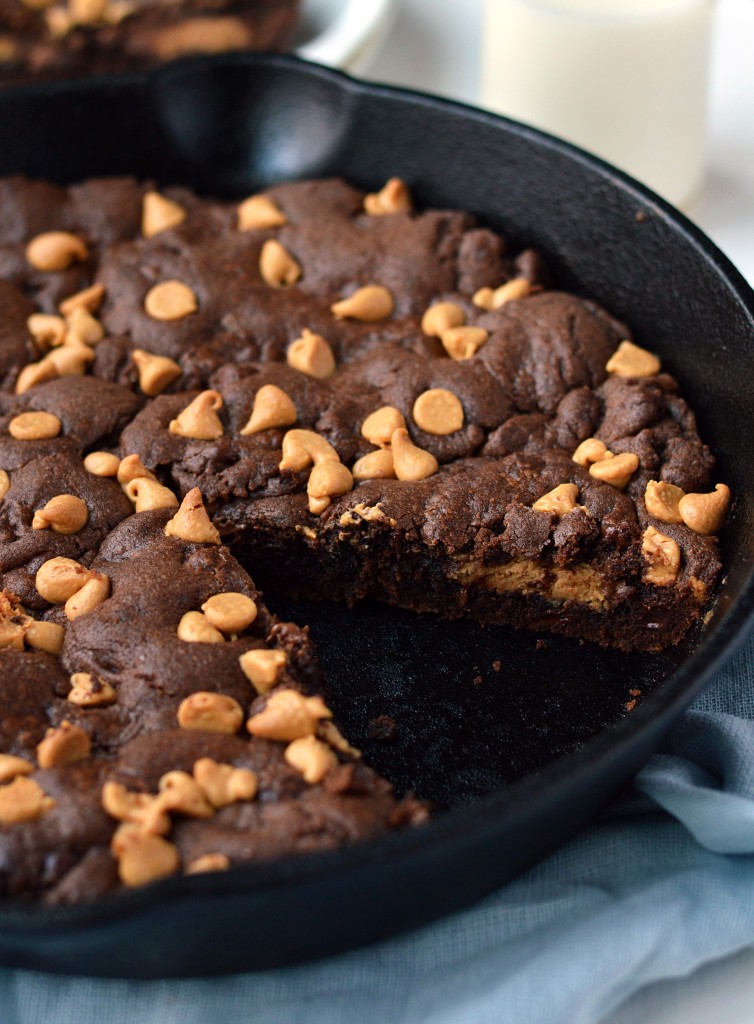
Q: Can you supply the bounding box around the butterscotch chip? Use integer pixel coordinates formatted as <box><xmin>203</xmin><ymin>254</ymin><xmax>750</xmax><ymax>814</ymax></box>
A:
<box><xmin>239</xmin><ymin>648</ymin><xmax>286</xmax><ymax>694</ymax></box>
<box><xmin>8</xmin><ymin>411</ymin><xmax>62</xmax><ymax>440</ymax></box>
<box><xmin>67</xmin><ymin>672</ymin><xmax>117</xmax><ymax>707</ymax></box>
<box><xmin>132</xmin><ymin>349</ymin><xmax>182</xmax><ymax>396</ymax></box>
<box><xmin>164</xmin><ymin>487</ymin><xmax>221</xmax><ymax>544</ymax></box>
<box><xmin>642</xmin><ymin>526</ymin><xmax>681</xmax><ymax>586</ymax></box>
<box><xmin>532</xmin><ymin>483</ymin><xmax>580</xmax><ymax>517</ymax></box>
<box><xmin>58</xmin><ymin>282</ymin><xmax>105</xmax><ymax>316</ymax></box>
<box><xmin>27</xmin><ymin>313</ymin><xmax>66</xmax><ymax>349</ymax></box>
<box><xmin>361</xmin><ymin>406</ymin><xmax>406</xmax><ymax>447</ymax></box>
<box><xmin>169</xmin><ymin>390</ymin><xmax>224</xmax><ymax>440</ymax></box>
<box><xmin>284</xmin><ymin>735</ymin><xmax>337</xmax><ymax>784</ymax></box>
<box><xmin>240</xmin><ymin>384</ymin><xmax>297</xmax><ymax>435</ymax></box>
<box><xmin>440</xmin><ymin>325</ymin><xmax>488</xmax><ymax>360</ymax></box>
<box><xmin>124</xmin><ymin>477</ymin><xmax>179</xmax><ymax>513</ymax></box>
<box><xmin>331</xmin><ymin>285</ymin><xmax>393</xmax><ymax>322</ymax></box>
<box><xmin>24</xmin><ymin>619</ymin><xmax>65</xmax><ymax>656</ymax></box>
<box><xmin>0</xmin><ymin>754</ymin><xmax>34</xmax><ymax>784</ymax></box>
<box><xmin>36</xmin><ymin>721</ymin><xmax>91</xmax><ymax>768</ymax></box>
<box><xmin>259</xmin><ymin>239</ymin><xmax>301</xmax><ymax>287</ymax></box>
<box><xmin>176</xmin><ymin>611</ymin><xmax>225</xmax><ymax>644</ymax></box>
<box><xmin>114</xmin><ymin>830</ymin><xmax>181</xmax><ymax>888</ymax></box>
<box><xmin>185</xmin><ymin>853</ymin><xmax>231</xmax><ymax>874</ymax></box>
<box><xmin>237</xmin><ymin>194</ymin><xmax>287</xmax><ymax>231</ymax></box>
<box><xmin>142</xmin><ymin>191</ymin><xmax>187</xmax><ymax>238</ymax></box>
<box><xmin>421</xmin><ymin>302</ymin><xmax>465</xmax><ymax>337</ymax></box>
<box><xmin>64</xmin><ymin>572</ymin><xmax>110</xmax><ymax>621</ymax></box>
<box><xmin>0</xmin><ymin>470</ymin><xmax>9</xmax><ymax>499</ymax></box>
<box><xmin>31</xmin><ymin>494</ymin><xmax>89</xmax><ymax>534</ymax></box>
<box><xmin>83</xmin><ymin>451</ymin><xmax>121</xmax><ymax>477</ymax></box>
<box><xmin>177</xmin><ymin>692</ymin><xmax>244</xmax><ymax>734</ymax></box>
<box><xmin>606</xmin><ymin>340</ymin><xmax>661</xmax><ymax>378</ymax></box>
<box><xmin>391</xmin><ymin>428</ymin><xmax>438</xmax><ymax>482</ymax></box>
<box><xmin>246</xmin><ymin>689</ymin><xmax>332</xmax><ymax>742</ymax></box>
<box><xmin>363</xmin><ymin>178</ymin><xmax>412</xmax><ymax>216</ymax></box>
<box><xmin>286</xmin><ymin>329</ymin><xmax>336</xmax><ymax>380</ymax></box>
<box><xmin>193</xmin><ymin>758</ymin><xmax>258</xmax><ymax>807</ymax></box>
<box><xmin>26</xmin><ymin>231</ymin><xmax>88</xmax><ymax>272</ymax></box>
<box><xmin>35</xmin><ymin>557</ymin><xmax>91</xmax><ymax>603</ymax></box>
<box><xmin>412</xmin><ymin>389</ymin><xmax>464</xmax><ymax>436</ymax></box>
<box><xmin>144</xmin><ymin>280</ymin><xmax>198</xmax><ymax>321</ymax></box>
<box><xmin>0</xmin><ymin>777</ymin><xmax>55</xmax><ymax>825</ymax></box>
<box><xmin>201</xmin><ymin>592</ymin><xmax>257</xmax><ymax>634</ymax></box>
<box><xmin>352</xmin><ymin>448</ymin><xmax>396</xmax><ymax>481</ymax></box>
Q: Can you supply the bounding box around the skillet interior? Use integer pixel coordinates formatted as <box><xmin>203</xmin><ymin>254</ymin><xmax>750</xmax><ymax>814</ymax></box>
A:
<box><xmin>0</xmin><ymin>54</ymin><xmax>752</xmax><ymax>977</ymax></box>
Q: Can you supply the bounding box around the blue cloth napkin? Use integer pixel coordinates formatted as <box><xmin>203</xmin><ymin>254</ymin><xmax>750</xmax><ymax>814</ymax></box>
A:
<box><xmin>3</xmin><ymin>627</ymin><xmax>754</xmax><ymax>1024</ymax></box>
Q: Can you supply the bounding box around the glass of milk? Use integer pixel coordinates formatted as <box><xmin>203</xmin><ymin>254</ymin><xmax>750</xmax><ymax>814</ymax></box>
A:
<box><xmin>481</xmin><ymin>0</ymin><xmax>714</xmax><ymax>209</ymax></box>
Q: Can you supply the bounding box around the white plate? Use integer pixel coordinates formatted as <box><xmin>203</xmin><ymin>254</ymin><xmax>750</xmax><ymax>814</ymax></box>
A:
<box><xmin>291</xmin><ymin>0</ymin><xmax>398</xmax><ymax>75</ymax></box>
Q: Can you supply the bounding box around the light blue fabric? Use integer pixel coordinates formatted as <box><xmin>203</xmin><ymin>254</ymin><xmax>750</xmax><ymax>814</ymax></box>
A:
<box><xmin>3</xmin><ymin>628</ymin><xmax>754</xmax><ymax>1024</ymax></box>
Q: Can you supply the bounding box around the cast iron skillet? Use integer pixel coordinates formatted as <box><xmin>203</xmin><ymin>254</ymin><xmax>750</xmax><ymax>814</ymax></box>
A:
<box><xmin>0</xmin><ymin>54</ymin><xmax>752</xmax><ymax>978</ymax></box>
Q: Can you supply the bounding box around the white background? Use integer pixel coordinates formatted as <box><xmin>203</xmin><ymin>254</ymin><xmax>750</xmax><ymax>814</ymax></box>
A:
<box><xmin>364</xmin><ymin>1</ymin><xmax>754</xmax><ymax>1021</ymax></box>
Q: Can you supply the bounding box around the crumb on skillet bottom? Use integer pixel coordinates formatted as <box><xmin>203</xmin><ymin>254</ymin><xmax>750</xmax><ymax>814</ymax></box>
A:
<box><xmin>0</xmin><ymin>174</ymin><xmax>731</xmax><ymax>902</ymax></box>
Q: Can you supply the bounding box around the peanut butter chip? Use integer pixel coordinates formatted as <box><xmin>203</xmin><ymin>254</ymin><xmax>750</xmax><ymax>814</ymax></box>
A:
<box><xmin>532</xmin><ymin>483</ymin><xmax>580</xmax><ymax>517</ymax></box>
<box><xmin>67</xmin><ymin>672</ymin><xmax>117</xmax><ymax>707</ymax></box>
<box><xmin>83</xmin><ymin>451</ymin><xmax>121</xmax><ymax>477</ymax></box>
<box><xmin>259</xmin><ymin>239</ymin><xmax>301</xmax><ymax>287</ymax></box>
<box><xmin>177</xmin><ymin>692</ymin><xmax>244</xmax><ymax>734</ymax></box>
<box><xmin>238</xmin><ymin>649</ymin><xmax>287</xmax><ymax>694</ymax></box>
<box><xmin>240</xmin><ymin>384</ymin><xmax>297</xmax><ymax>435</ymax></box>
<box><xmin>0</xmin><ymin>754</ymin><xmax>34</xmax><ymax>784</ymax></box>
<box><xmin>14</xmin><ymin>358</ymin><xmax>59</xmax><ymax>395</ymax></box>
<box><xmin>363</xmin><ymin>178</ymin><xmax>412</xmax><ymax>216</ymax></box>
<box><xmin>142</xmin><ymin>190</ymin><xmax>187</xmax><ymax>238</ymax></box>
<box><xmin>176</xmin><ymin>611</ymin><xmax>225</xmax><ymax>644</ymax></box>
<box><xmin>164</xmin><ymin>487</ymin><xmax>221</xmax><ymax>544</ymax></box>
<box><xmin>36</xmin><ymin>721</ymin><xmax>91</xmax><ymax>769</ymax></box>
<box><xmin>69</xmin><ymin>0</ymin><xmax>108</xmax><ymax>25</ymax></box>
<box><xmin>157</xmin><ymin>770</ymin><xmax>214</xmax><ymax>818</ymax></box>
<box><xmin>246</xmin><ymin>689</ymin><xmax>332</xmax><ymax>742</ymax></box>
<box><xmin>284</xmin><ymin>735</ymin><xmax>337</xmax><ymax>784</ymax></box>
<box><xmin>132</xmin><ymin>349</ymin><xmax>182</xmax><ymax>396</ymax></box>
<box><xmin>193</xmin><ymin>758</ymin><xmax>258</xmax><ymax>807</ymax></box>
<box><xmin>572</xmin><ymin>438</ymin><xmax>611</xmax><ymax>467</ymax></box>
<box><xmin>286</xmin><ymin>329</ymin><xmax>336</xmax><ymax>380</ymax></box>
<box><xmin>307</xmin><ymin>461</ymin><xmax>354</xmax><ymax>515</ymax></box>
<box><xmin>0</xmin><ymin>470</ymin><xmax>9</xmax><ymax>499</ymax></box>
<box><xmin>185</xmin><ymin>853</ymin><xmax>231</xmax><ymax>875</ymax></box>
<box><xmin>440</xmin><ymin>325</ymin><xmax>488</xmax><ymax>361</ymax></box>
<box><xmin>588</xmin><ymin>452</ymin><xmax>640</xmax><ymax>490</ymax></box>
<box><xmin>279</xmin><ymin>429</ymin><xmax>339</xmax><ymax>473</ymax></box>
<box><xmin>117</xmin><ymin>453</ymin><xmax>157</xmax><ymax>486</ymax></box>
<box><xmin>391</xmin><ymin>428</ymin><xmax>439</xmax><ymax>482</ymax></box>
<box><xmin>201</xmin><ymin>592</ymin><xmax>257</xmax><ymax>634</ymax></box>
<box><xmin>8</xmin><ymin>411</ymin><xmax>61</xmax><ymax>440</ymax></box>
<box><xmin>65</xmin><ymin>307</ymin><xmax>104</xmax><ymax>346</ymax></box>
<box><xmin>26</xmin><ymin>231</ymin><xmax>88</xmax><ymax>272</ymax></box>
<box><xmin>64</xmin><ymin>572</ymin><xmax>110</xmax><ymax>621</ymax></box>
<box><xmin>472</xmin><ymin>277</ymin><xmax>533</xmax><ymax>311</ymax></box>
<box><xmin>144</xmin><ymin>280</ymin><xmax>198</xmax><ymax>321</ymax></box>
<box><xmin>169</xmin><ymin>390</ymin><xmax>224</xmax><ymax>440</ymax></box>
<box><xmin>125</xmin><ymin>477</ymin><xmax>179</xmax><ymax>513</ymax></box>
<box><xmin>114</xmin><ymin>831</ymin><xmax>181</xmax><ymax>888</ymax></box>
<box><xmin>0</xmin><ymin>777</ymin><xmax>55</xmax><ymax>825</ymax></box>
<box><xmin>237</xmin><ymin>194</ymin><xmax>287</xmax><ymax>231</ymax></box>
<box><xmin>642</xmin><ymin>526</ymin><xmax>681</xmax><ymax>586</ymax></box>
<box><xmin>25</xmin><ymin>620</ymin><xmax>65</xmax><ymax>656</ymax></box>
<box><xmin>35</xmin><ymin>557</ymin><xmax>91</xmax><ymax>603</ymax></box>
<box><xmin>412</xmin><ymin>389</ymin><xmax>464</xmax><ymax>436</ymax></box>
<box><xmin>644</xmin><ymin>480</ymin><xmax>685</xmax><ymax>524</ymax></box>
<box><xmin>421</xmin><ymin>302</ymin><xmax>465</xmax><ymax>337</ymax></box>
<box><xmin>678</xmin><ymin>483</ymin><xmax>731</xmax><ymax>536</ymax></box>
<box><xmin>361</xmin><ymin>406</ymin><xmax>406</xmax><ymax>447</ymax></box>
<box><xmin>101</xmin><ymin>781</ymin><xmax>170</xmax><ymax>835</ymax></box>
<box><xmin>352</xmin><ymin>448</ymin><xmax>396</xmax><ymax>481</ymax></box>
<box><xmin>606</xmin><ymin>340</ymin><xmax>661</xmax><ymax>378</ymax></box>
<box><xmin>331</xmin><ymin>285</ymin><xmax>393</xmax><ymax>322</ymax></box>
<box><xmin>32</xmin><ymin>494</ymin><xmax>88</xmax><ymax>534</ymax></box>
<box><xmin>27</xmin><ymin>313</ymin><xmax>66</xmax><ymax>349</ymax></box>
<box><xmin>59</xmin><ymin>282</ymin><xmax>106</xmax><ymax>317</ymax></box>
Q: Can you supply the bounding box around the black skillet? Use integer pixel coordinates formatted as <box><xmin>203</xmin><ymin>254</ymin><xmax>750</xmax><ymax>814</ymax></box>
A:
<box><xmin>0</xmin><ymin>54</ymin><xmax>753</xmax><ymax>978</ymax></box>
